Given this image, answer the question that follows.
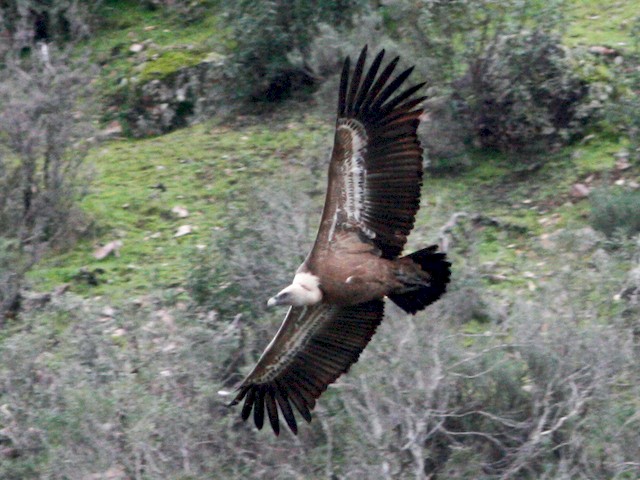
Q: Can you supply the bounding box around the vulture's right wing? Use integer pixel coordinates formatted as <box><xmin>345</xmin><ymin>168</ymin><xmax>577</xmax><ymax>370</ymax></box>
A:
<box><xmin>229</xmin><ymin>299</ymin><xmax>384</xmax><ymax>435</ymax></box>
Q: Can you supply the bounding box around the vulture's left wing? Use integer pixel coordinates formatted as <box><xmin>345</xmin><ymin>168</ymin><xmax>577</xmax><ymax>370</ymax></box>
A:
<box><xmin>229</xmin><ymin>299</ymin><xmax>384</xmax><ymax>435</ymax></box>
<box><xmin>311</xmin><ymin>46</ymin><xmax>427</xmax><ymax>261</ymax></box>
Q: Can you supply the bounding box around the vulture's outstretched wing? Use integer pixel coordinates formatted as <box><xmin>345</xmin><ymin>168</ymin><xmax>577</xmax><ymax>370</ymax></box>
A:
<box><xmin>311</xmin><ymin>45</ymin><xmax>426</xmax><ymax>260</ymax></box>
<box><xmin>229</xmin><ymin>299</ymin><xmax>384</xmax><ymax>435</ymax></box>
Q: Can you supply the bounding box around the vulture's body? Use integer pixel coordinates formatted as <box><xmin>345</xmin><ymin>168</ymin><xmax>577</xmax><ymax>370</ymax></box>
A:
<box><xmin>229</xmin><ymin>46</ymin><xmax>451</xmax><ymax>435</ymax></box>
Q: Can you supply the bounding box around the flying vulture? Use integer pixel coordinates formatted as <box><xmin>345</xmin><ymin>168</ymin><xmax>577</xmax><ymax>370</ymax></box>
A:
<box><xmin>229</xmin><ymin>46</ymin><xmax>451</xmax><ymax>435</ymax></box>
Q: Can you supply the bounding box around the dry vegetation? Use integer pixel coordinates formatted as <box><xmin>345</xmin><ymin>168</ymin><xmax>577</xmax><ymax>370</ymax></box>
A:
<box><xmin>2</xmin><ymin>201</ymin><xmax>638</xmax><ymax>478</ymax></box>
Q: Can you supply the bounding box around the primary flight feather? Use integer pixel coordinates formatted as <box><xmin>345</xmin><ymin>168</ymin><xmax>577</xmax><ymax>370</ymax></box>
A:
<box><xmin>229</xmin><ymin>46</ymin><xmax>451</xmax><ymax>435</ymax></box>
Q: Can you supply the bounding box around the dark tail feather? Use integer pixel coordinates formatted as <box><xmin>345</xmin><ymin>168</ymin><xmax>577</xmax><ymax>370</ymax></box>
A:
<box><xmin>388</xmin><ymin>245</ymin><xmax>451</xmax><ymax>314</ymax></box>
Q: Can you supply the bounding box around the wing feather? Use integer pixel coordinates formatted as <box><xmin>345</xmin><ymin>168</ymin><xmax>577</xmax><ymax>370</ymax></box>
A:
<box><xmin>346</xmin><ymin>45</ymin><xmax>368</xmax><ymax>116</ymax></box>
<box><xmin>313</xmin><ymin>46</ymin><xmax>426</xmax><ymax>260</ymax></box>
<box><xmin>338</xmin><ymin>56</ymin><xmax>350</xmax><ymax>116</ymax></box>
<box><xmin>265</xmin><ymin>388</ymin><xmax>280</xmax><ymax>435</ymax></box>
<box><xmin>354</xmin><ymin>49</ymin><xmax>385</xmax><ymax>114</ymax></box>
<box><xmin>370</xmin><ymin>66</ymin><xmax>415</xmax><ymax>111</ymax></box>
<box><xmin>360</xmin><ymin>56</ymin><xmax>399</xmax><ymax>113</ymax></box>
<box><xmin>229</xmin><ymin>300</ymin><xmax>384</xmax><ymax>435</ymax></box>
<box><xmin>275</xmin><ymin>385</ymin><xmax>298</xmax><ymax>434</ymax></box>
<box><xmin>254</xmin><ymin>386</ymin><xmax>265</xmax><ymax>430</ymax></box>
<box><xmin>379</xmin><ymin>82</ymin><xmax>426</xmax><ymax>114</ymax></box>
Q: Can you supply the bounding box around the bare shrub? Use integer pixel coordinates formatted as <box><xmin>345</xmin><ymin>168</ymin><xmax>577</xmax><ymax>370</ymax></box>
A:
<box><xmin>1</xmin><ymin>224</ymin><xmax>638</xmax><ymax>478</ymax></box>
<box><xmin>186</xmin><ymin>177</ymin><xmax>319</xmax><ymax>376</ymax></box>
<box><xmin>0</xmin><ymin>293</ymin><xmax>337</xmax><ymax>479</ymax></box>
<box><xmin>0</xmin><ymin>47</ymin><xmax>94</xmax><ymax>321</ymax></box>
<box><xmin>313</xmin><ymin>270</ymin><xmax>638</xmax><ymax>479</ymax></box>
<box><xmin>0</xmin><ymin>238</ymin><xmax>24</xmax><ymax>323</ymax></box>
<box><xmin>187</xmin><ymin>178</ymin><xmax>315</xmax><ymax>317</ymax></box>
<box><xmin>0</xmin><ymin>0</ymin><xmax>92</xmax><ymax>56</ymax></box>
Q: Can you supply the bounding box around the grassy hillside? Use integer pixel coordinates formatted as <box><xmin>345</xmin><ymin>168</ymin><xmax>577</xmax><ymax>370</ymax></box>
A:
<box><xmin>566</xmin><ymin>0</ymin><xmax>639</xmax><ymax>47</ymax></box>
<box><xmin>24</xmin><ymin>0</ymin><xmax>637</xmax><ymax>302</ymax></box>
<box><xmin>29</xmin><ymin>127</ymin><xmax>634</xmax><ymax>302</ymax></box>
<box><xmin>89</xmin><ymin>1</ymin><xmax>229</xmax><ymax>96</ymax></box>
<box><xmin>30</xmin><ymin>117</ymin><xmax>326</xmax><ymax>299</ymax></box>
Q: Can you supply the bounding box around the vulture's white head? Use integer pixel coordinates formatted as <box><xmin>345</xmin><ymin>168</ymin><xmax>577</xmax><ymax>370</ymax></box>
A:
<box><xmin>267</xmin><ymin>272</ymin><xmax>322</xmax><ymax>307</ymax></box>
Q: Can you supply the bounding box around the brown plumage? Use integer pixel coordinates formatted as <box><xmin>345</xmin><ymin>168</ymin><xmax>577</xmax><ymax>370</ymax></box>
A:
<box><xmin>229</xmin><ymin>46</ymin><xmax>451</xmax><ymax>435</ymax></box>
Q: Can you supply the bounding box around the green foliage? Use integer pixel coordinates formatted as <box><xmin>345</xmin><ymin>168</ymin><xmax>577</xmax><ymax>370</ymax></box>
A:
<box><xmin>456</xmin><ymin>29</ymin><xmax>594</xmax><ymax>154</ymax></box>
<box><xmin>227</xmin><ymin>0</ymin><xmax>364</xmax><ymax>101</ymax></box>
<box><xmin>138</xmin><ymin>49</ymin><xmax>206</xmax><ymax>82</ymax></box>
<box><xmin>382</xmin><ymin>0</ymin><xmax>567</xmax><ymax>85</ymax></box>
<box><xmin>382</xmin><ymin>0</ymin><xmax>601</xmax><ymax>164</ymax></box>
<box><xmin>589</xmin><ymin>187</ymin><xmax>640</xmax><ymax>238</ymax></box>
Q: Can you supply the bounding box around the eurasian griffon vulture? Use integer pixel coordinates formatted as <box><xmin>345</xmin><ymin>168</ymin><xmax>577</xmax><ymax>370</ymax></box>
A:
<box><xmin>229</xmin><ymin>46</ymin><xmax>451</xmax><ymax>435</ymax></box>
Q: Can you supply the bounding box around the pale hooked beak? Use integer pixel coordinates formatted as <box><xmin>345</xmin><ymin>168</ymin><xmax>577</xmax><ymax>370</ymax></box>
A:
<box><xmin>267</xmin><ymin>296</ymin><xmax>279</xmax><ymax>307</ymax></box>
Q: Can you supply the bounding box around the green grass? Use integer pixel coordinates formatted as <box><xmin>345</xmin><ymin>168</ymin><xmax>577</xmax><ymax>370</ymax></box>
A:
<box><xmin>86</xmin><ymin>1</ymin><xmax>230</xmax><ymax>104</ymax></box>
<box><xmin>566</xmin><ymin>0</ymin><xmax>639</xmax><ymax>48</ymax></box>
<box><xmin>91</xmin><ymin>1</ymin><xmax>227</xmax><ymax>55</ymax></box>
<box><xmin>29</xmin><ymin>116</ymin><xmax>326</xmax><ymax>300</ymax></box>
<box><xmin>138</xmin><ymin>49</ymin><xmax>207</xmax><ymax>82</ymax></box>
<box><xmin>571</xmin><ymin>138</ymin><xmax>627</xmax><ymax>175</ymax></box>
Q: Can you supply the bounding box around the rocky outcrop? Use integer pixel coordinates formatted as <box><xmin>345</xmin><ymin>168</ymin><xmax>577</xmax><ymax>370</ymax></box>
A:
<box><xmin>127</xmin><ymin>52</ymin><xmax>226</xmax><ymax>138</ymax></box>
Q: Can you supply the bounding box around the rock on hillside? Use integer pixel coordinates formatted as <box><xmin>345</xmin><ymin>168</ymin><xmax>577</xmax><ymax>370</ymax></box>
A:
<box><xmin>128</xmin><ymin>52</ymin><xmax>226</xmax><ymax>137</ymax></box>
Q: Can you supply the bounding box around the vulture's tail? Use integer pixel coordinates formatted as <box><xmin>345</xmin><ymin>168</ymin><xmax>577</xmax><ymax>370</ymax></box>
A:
<box><xmin>388</xmin><ymin>245</ymin><xmax>451</xmax><ymax>314</ymax></box>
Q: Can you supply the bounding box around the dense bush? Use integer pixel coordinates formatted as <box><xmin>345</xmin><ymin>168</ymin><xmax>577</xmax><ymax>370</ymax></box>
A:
<box><xmin>589</xmin><ymin>187</ymin><xmax>640</xmax><ymax>238</ymax></box>
<box><xmin>139</xmin><ymin>0</ymin><xmax>220</xmax><ymax>22</ymax></box>
<box><xmin>334</xmin><ymin>0</ymin><xmax>602</xmax><ymax>165</ymax></box>
<box><xmin>454</xmin><ymin>29</ymin><xmax>593</xmax><ymax>154</ymax></box>
<box><xmin>227</xmin><ymin>0</ymin><xmax>365</xmax><ymax>101</ymax></box>
<box><xmin>381</xmin><ymin>0</ymin><xmax>566</xmax><ymax>84</ymax></box>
